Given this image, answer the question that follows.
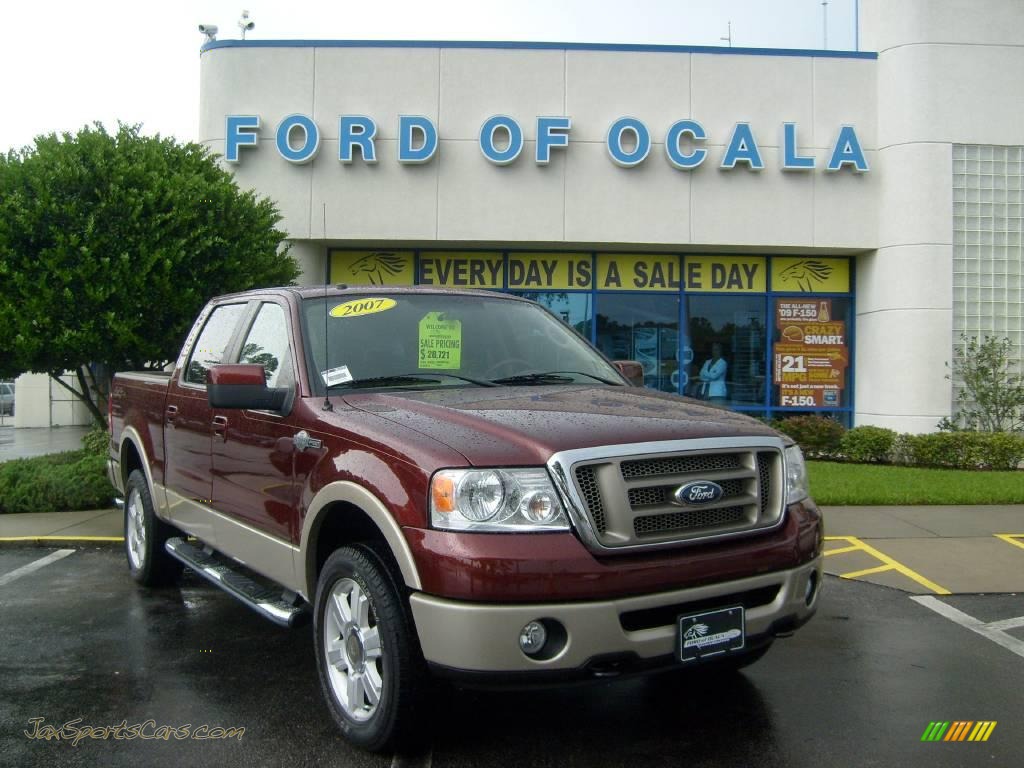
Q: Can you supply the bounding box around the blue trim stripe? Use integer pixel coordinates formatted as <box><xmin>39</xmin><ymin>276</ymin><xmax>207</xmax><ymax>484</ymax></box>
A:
<box><xmin>202</xmin><ymin>39</ymin><xmax>877</xmax><ymax>60</ymax></box>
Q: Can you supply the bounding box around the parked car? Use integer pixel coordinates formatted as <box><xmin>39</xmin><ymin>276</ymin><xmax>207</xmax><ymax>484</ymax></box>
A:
<box><xmin>0</xmin><ymin>381</ymin><xmax>14</xmax><ymax>416</ymax></box>
<box><xmin>108</xmin><ymin>286</ymin><xmax>823</xmax><ymax>752</ymax></box>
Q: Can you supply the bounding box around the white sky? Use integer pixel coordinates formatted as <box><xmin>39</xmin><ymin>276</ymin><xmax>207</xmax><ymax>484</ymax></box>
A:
<box><xmin>0</xmin><ymin>0</ymin><xmax>857</xmax><ymax>154</ymax></box>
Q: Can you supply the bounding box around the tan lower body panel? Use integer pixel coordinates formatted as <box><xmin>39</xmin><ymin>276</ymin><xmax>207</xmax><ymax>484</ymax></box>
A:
<box><xmin>410</xmin><ymin>558</ymin><xmax>822</xmax><ymax>673</ymax></box>
<box><xmin>159</xmin><ymin>484</ymin><xmax>302</xmax><ymax>594</ymax></box>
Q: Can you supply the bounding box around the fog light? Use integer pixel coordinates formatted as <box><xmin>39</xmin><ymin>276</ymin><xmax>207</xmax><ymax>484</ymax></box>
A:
<box><xmin>805</xmin><ymin>571</ymin><xmax>819</xmax><ymax>606</ymax></box>
<box><xmin>519</xmin><ymin>620</ymin><xmax>547</xmax><ymax>656</ymax></box>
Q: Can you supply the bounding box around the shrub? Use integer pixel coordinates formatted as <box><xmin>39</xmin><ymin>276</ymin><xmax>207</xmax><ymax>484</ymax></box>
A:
<box><xmin>896</xmin><ymin>431</ymin><xmax>1024</xmax><ymax>470</ymax></box>
<box><xmin>82</xmin><ymin>426</ymin><xmax>110</xmax><ymax>456</ymax></box>
<box><xmin>945</xmin><ymin>334</ymin><xmax>1024</xmax><ymax>432</ymax></box>
<box><xmin>770</xmin><ymin>415</ymin><xmax>846</xmax><ymax>458</ymax></box>
<box><xmin>0</xmin><ymin>449</ymin><xmax>115</xmax><ymax>514</ymax></box>
<box><xmin>840</xmin><ymin>426</ymin><xmax>897</xmax><ymax>463</ymax></box>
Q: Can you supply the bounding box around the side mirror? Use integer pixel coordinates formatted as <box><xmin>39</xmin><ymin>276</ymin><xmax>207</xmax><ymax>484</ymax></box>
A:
<box><xmin>612</xmin><ymin>360</ymin><xmax>644</xmax><ymax>387</ymax></box>
<box><xmin>207</xmin><ymin>364</ymin><xmax>288</xmax><ymax>411</ymax></box>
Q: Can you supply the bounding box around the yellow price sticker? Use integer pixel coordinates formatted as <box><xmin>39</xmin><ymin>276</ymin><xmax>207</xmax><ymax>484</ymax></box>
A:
<box><xmin>329</xmin><ymin>297</ymin><xmax>397</xmax><ymax>318</ymax></box>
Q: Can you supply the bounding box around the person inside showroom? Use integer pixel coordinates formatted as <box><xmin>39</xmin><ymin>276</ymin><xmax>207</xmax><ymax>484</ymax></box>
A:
<box><xmin>698</xmin><ymin>342</ymin><xmax>728</xmax><ymax>404</ymax></box>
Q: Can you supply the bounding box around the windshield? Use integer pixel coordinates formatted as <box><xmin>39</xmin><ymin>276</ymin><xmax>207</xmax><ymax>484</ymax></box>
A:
<box><xmin>302</xmin><ymin>293</ymin><xmax>623</xmax><ymax>393</ymax></box>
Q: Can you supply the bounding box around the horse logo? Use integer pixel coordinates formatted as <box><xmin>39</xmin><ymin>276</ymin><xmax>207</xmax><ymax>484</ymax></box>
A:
<box><xmin>778</xmin><ymin>260</ymin><xmax>834</xmax><ymax>292</ymax></box>
<box><xmin>347</xmin><ymin>252</ymin><xmax>407</xmax><ymax>285</ymax></box>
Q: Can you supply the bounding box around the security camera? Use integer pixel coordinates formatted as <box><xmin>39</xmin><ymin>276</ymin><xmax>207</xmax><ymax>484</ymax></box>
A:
<box><xmin>198</xmin><ymin>23</ymin><xmax>218</xmax><ymax>41</ymax></box>
<box><xmin>238</xmin><ymin>10</ymin><xmax>255</xmax><ymax>38</ymax></box>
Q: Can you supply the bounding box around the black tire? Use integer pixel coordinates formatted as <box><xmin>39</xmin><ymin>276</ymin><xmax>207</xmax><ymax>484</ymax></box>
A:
<box><xmin>314</xmin><ymin>545</ymin><xmax>428</xmax><ymax>753</ymax></box>
<box><xmin>124</xmin><ymin>469</ymin><xmax>183</xmax><ymax>587</ymax></box>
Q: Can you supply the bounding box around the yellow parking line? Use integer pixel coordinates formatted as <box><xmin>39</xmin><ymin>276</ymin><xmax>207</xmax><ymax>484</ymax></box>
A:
<box><xmin>824</xmin><ymin>545</ymin><xmax>861</xmax><ymax>556</ymax></box>
<box><xmin>841</xmin><ymin>564</ymin><xmax>895</xmax><ymax>578</ymax></box>
<box><xmin>823</xmin><ymin>535</ymin><xmax>951</xmax><ymax>595</ymax></box>
<box><xmin>995</xmin><ymin>534</ymin><xmax>1024</xmax><ymax>551</ymax></box>
<box><xmin>0</xmin><ymin>536</ymin><xmax>124</xmax><ymax>543</ymax></box>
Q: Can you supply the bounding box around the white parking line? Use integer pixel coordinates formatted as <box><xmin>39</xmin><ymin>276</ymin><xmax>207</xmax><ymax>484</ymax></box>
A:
<box><xmin>0</xmin><ymin>549</ymin><xmax>75</xmax><ymax>588</ymax></box>
<box><xmin>985</xmin><ymin>615</ymin><xmax>1024</xmax><ymax>632</ymax></box>
<box><xmin>911</xmin><ymin>596</ymin><xmax>1024</xmax><ymax>660</ymax></box>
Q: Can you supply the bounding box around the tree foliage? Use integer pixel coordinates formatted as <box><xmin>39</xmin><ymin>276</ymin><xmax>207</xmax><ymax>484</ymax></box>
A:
<box><xmin>942</xmin><ymin>334</ymin><xmax>1024</xmax><ymax>432</ymax></box>
<box><xmin>0</xmin><ymin>123</ymin><xmax>300</xmax><ymax>426</ymax></box>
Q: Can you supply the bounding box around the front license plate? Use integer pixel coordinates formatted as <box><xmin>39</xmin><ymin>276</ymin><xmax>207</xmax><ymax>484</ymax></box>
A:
<box><xmin>677</xmin><ymin>605</ymin><xmax>745</xmax><ymax>664</ymax></box>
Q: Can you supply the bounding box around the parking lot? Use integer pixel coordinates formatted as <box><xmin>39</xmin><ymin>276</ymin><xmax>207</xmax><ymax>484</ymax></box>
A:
<box><xmin>1</xmin><ymin>545</ymin><xmax>1022</xmax><ymax>767</ymax></box>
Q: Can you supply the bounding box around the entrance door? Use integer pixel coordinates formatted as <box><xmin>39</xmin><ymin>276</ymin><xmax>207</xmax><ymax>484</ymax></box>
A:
<box><xmin>595</xmin><ymin>294</ymin><xmax>679</xmax><ymax>393</ymax></box>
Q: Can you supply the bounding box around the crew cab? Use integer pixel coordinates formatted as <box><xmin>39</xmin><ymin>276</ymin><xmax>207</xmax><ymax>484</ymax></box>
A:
<box><xmin>108</xmin><ymin>286</ymin><xmax>823</xmax><ymax>751</ymax></box>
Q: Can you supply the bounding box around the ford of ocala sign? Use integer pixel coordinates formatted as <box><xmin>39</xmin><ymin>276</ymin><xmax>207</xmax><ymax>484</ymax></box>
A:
<box><xmin>224</xmin><ymin>115</ymin><xmax>869</xmax><ymax>173</ymax></box>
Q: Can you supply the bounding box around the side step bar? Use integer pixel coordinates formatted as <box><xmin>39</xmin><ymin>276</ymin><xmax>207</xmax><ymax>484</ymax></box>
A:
<box><xmin>165</xmin><ymin>537</ymin><xmax>310</xmax><ymax>628</ymax></box>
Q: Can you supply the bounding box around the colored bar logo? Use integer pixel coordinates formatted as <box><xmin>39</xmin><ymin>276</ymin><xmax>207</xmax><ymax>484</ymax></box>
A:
<box><xmin>921</xmin><ymin>721</ymin><xmax>997</xmax><ymax>742</ymax></box>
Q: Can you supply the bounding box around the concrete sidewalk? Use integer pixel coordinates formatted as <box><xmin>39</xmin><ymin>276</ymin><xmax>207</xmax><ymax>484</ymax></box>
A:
<box><xmin>0</xmin><ymin>425</ymin><xmax>91</xmax><ymax>463</ymax></box>
<box><xmin>1</xmin><ymin>504</ymin><xmax>1023</xmax><ymax>595</ymax></box>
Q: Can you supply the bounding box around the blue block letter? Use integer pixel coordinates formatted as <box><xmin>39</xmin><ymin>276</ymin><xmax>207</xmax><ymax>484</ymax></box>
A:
<box><xmin>536</xmin><ymin>116</ymin><xmax>571</xmax><ymax>164</ymax></box>
<box><xmin>225</xmin><ymin>115</ymin><xmax>260</xmax><ymax>163</ymax></box>
<box><xmin>721</xmin><ymin>123</ymin><xmax>764</xmax><ymax>170</ymax></box>
<box><xmin>398</xmin><ymin>116</ymin><xmax>438</xmax><ymax>164</ymax></box>
<box><xmin>479</xmin><ymin>116</ymin><xmax>523</xmax><ymax>165</ymax></box>
<box><xmin>782</xmin><ymin>123</ymin><xmax>815</xmax><ymax>170</ymax></box>
<box><xmin>606</xmin><ymin>117</ymin><xmax>651</xmax><ymax>167</ymax></box>
<box><xmin>339</xmin><ymin>116</ymin><xmax>378</xmax><ymax>164</ymax></box>
<box><xmin>275</xmin><ymin>114</ymin><xmax>320</xmax><ymax>165</ymax></box>
<box><xmin>665</xmin><ymin>119</ymin><xmax>707</xmax><ymax>170</ymax></box>
<box><xmin>827</xmin><ymin>126</ymin><xmax>869</xmax><ymax>172</ymax></box>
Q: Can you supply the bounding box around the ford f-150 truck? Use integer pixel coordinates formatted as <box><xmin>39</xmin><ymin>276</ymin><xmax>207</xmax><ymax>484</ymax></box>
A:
<box><xmin>108</xmin><ymin>286</ymin><xmax>823</xmax><ymax>752</ymax></box>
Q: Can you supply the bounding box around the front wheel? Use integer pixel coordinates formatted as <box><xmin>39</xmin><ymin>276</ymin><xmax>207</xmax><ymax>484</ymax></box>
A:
<box><xmin>124</xmin><ymin>469</ymin><xmax>182</xmax><ymax>587</ymax></box>
<box><xmin>314</xmin><ymin>545</ymin><xmax>427</xmax><ymax>753</ymax></box>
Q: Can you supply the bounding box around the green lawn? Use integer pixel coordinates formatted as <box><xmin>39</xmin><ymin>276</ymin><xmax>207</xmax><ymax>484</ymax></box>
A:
<box><xmin>808</xmin><ymin>461</ymin><xmax>1024</xmax><ymax>505</ymax></box>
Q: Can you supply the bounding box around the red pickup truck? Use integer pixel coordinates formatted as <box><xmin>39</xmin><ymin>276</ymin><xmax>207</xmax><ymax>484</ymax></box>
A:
<box><xmin>108</xmin><ymin>286</ymin><xmax>823</xmax><ymax>751</ymax></box>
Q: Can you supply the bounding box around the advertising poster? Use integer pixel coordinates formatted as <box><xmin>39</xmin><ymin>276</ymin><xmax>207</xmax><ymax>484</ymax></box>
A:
<box><xmin>773</xmin><ymin>300</ymin><xmax>848</xmax><ymax>407</ymax></box>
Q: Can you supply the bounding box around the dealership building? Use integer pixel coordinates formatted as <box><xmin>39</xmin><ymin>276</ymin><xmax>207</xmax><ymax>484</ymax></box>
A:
<box><xmin>14</xmin><ymin>0</ymin><xmax>1022</xmax><ymax>432</ymax></box>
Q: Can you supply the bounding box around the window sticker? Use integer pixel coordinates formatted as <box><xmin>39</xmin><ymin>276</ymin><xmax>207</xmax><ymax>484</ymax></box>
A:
<box><xmin>321</xmin><ymin>365</ymin><xmax>353</xmax><ymax>386</ymax></box>
<box><xmin>418</xmin><ymin>312</ymin><xmax>462</xmax><ymax>369</ymax></box>
<box><xmin>329</xmin><ymin>297</ymin><xmax>397</xmax><ymax>319</ymax></box>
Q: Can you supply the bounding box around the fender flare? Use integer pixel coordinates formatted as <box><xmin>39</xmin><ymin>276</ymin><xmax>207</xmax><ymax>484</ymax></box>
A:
<box><xmin>300</xmin><ymin>481</ymin><xmax>423</xmax><ymax>597</ymax></box>
<box><xmin>119</xmin><ymin>426</ymin><xmax>158</xmax><ymax>502</ymax></box>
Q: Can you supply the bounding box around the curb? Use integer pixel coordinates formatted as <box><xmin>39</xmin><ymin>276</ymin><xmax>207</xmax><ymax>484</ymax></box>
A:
<box><xmin>0</xmin><ymin>536</ymin><xmax>124</xmax><ymax>547</ymax></box>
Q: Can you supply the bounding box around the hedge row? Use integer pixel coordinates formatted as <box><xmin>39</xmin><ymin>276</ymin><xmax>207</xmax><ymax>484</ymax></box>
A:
<box><xmin>0</xmin><ymin>427</ymin><xmax>115</xmax><ymax>514</ymax></box>
<box><xmin>770</xmin><ymin>415</ymin><xmax>1024</xmax><ymax>471</ymax></box>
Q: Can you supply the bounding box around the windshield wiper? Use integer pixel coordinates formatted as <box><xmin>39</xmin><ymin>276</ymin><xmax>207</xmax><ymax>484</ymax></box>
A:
<box><xmin>491</xmin><ymin>371</ymin><xmax>622</xmax><ymax>386</ymax></box>
<box><xmin>327</xmin><ymin>373</ymin><xmax>496</xmax><ymax>390</ymax></box>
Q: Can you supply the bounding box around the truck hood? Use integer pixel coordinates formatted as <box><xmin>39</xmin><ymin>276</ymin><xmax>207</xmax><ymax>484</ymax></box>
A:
<box><xmin>342</xmin><ymin>385</ymin><xmax>783</xmax><ymax>466</ymax></box>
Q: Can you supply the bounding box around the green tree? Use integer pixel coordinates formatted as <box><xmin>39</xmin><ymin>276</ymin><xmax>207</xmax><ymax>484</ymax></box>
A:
<box><xmin>943</xmin><ymin>334</ymin><xmax>1024</xmax><ymax>432</ymax></box>
<box><xmin>0</xmin><ymin>123</ymin><xmax>299</xmax><ymax>427</ymax></box>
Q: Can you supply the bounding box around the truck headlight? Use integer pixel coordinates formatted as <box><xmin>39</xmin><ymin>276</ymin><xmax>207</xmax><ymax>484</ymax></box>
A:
<box><xmin>430</xmin><ymin>469</ymin><xmax>570</xmax><ymax>532</ymax></box>
<box><xmin>784</xmin><ymin>445</ymin><xmax>809</xmax><ymax>505</ymax></box>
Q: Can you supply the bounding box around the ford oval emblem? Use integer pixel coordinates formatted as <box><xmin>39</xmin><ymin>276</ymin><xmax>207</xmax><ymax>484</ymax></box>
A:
<box><xmin>673</xmin><ymin>481</ymin><xmax>724</xmax><ymax>506</ymax></box>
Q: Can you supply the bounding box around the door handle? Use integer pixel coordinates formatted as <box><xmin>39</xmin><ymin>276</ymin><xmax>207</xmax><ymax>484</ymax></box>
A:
<box><xmin>212</xmin><ymin>414</ymin><xmax>228</xmax><ymax>441</ymax></box>
<box><xmin>165</xmin><ymin>405</ymin><xmax>178</xmax><ymax>424</ymax></box>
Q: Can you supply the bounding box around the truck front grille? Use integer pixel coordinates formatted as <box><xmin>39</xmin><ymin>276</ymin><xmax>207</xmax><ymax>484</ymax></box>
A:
<box><xmin>569</xmin><ymin>445</ymin><xmax>784</xmax><ymax>549</ymax></box>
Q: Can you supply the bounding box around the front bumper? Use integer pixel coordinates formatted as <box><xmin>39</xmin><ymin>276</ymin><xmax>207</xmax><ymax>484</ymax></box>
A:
<box><xmin>409</xmin><ymin>557</ymin><xmax>822</xmax><ymax>675</ymax></box>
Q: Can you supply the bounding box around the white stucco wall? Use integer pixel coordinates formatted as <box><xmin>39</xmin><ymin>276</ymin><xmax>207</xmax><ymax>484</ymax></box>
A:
<box><xmin>857</xmin><ymin>0</ymin><xmax>1024</xmax><ymax>432</ymax></box>
<box><xmin>198</xmin><ymin>44</ymin><xmax>878</xmax><ymax>251</ymax></box>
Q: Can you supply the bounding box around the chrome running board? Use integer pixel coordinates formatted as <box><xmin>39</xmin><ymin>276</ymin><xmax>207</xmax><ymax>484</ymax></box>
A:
<box><xmin>165</xmin><ymin>537</ymin><xmax>309</xmax><ymax>628</ymax></box>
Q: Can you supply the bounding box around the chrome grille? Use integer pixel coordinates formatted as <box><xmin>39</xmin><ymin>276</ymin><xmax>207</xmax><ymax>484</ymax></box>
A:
<box><xmin>634</xmin><ymin>506</ymin><xmax>747</xmax><ymax>537</ymax></box>
<box><xmin>563</xmin><ymin>441</ymin><xmax>785</xmax><ymax>551</ymax></box>
<box><xmin>574</xmin><ymin>465</ymin><xmax>606</xmax><ymax>534</ymax></box>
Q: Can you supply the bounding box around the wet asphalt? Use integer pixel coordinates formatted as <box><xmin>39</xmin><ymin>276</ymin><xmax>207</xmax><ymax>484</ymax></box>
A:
<box><xmin>1</xmin><ymin>546</ymin><xmax>1022</xmax><ymax>768</ymax></box>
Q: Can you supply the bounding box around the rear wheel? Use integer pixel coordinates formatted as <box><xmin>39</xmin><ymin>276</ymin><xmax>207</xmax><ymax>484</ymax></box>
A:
<box><xmin>314</xmin><ymin>545</ymin><xmax>427</xmax><ymax>753</ymax></box>
<box><xmin>124</xmin><ymin>469</ymin><xmax>182</xmax><ymax>587</ymax></box>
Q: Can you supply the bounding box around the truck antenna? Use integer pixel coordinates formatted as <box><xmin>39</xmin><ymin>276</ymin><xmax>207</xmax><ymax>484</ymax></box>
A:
<box><xmin>322</xmin><ymin>203</ymin><xmax>333</xmax><ymax>412</ymax></box>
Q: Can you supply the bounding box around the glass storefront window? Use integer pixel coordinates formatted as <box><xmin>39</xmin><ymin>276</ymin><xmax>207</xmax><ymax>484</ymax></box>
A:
<box><xmin>686</xmin><ymin>296</ymin><xmax>766</xmax><ymax>406</ymax></box>
<box><xmin>596</xmin><ymin>294</ymin><xmax>679</xmax><ymax>393</ymax></box>
<box><xmin>512</xmin><ymin>292</ymin><xmax>593</xmax><ymax>340</ymax></box>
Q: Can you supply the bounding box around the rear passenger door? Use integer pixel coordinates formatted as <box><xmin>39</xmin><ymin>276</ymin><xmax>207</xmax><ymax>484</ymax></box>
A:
<box><xmin>163</xmin><ymin>301</ymin><xmax>249</xmax><ymax>543</ymax></box>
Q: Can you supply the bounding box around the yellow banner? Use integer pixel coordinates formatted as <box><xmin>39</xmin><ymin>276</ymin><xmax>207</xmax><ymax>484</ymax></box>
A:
<box><xmin>596</xmin><ymin>253</ymin><xmax>680</xmax><ymax>291</ymax></box>
<box><xmin>507</xmin><ymin>253</ymin><xmax>594</xmax><ymax>290</ymax></box>
<box><xmin>771</xmin><ymin>257</ymin><xmax>850</xmax><ymax>293</ymax></box>
<box><xmin>330</xmin><ymin>250</ymin><xmax>414</xmax><ymax>286</ymax></box>
<box><xmin>684</xmin><ymin>256</ymin><xmax>766</xmax><ymax>293</ymax></box>
<box><xmin>417</xmin><ymin>251</ymin><xmax>503</xmax><ymax>289</ymax></box>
